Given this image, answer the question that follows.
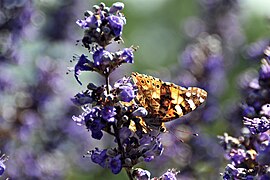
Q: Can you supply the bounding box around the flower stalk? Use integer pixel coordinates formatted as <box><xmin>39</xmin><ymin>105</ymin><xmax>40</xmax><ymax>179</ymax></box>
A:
<box><xmin>71</xmin><ymin>2</ymin><xmax>168</xmax><ymax>179</ymax></box>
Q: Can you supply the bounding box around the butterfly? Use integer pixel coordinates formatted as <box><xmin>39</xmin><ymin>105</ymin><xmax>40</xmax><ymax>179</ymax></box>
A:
<box><xmin>130</xmin><ymin>72</ymin><xmax>207</xmax><ymax>132</ymax></box>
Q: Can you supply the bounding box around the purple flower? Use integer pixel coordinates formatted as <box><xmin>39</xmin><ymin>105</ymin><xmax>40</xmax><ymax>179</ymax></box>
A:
<box><xmin>114</xmin><ymin>76</ymin><xmax>134</xmax><ymax>88</ymax></box>
<box><xmin>88</xmin><ymin>118</ymin><xmax>105</xmax><ymax>140</ymax></box>
<box><xmin>159</xmin><ymin>169</ymin><xmax>179</xmax><ymax>180</ymax></box>
<box><xmin>107</xmin><ymin>15</ymin><xmax>125</xmax><ymax>37</ymax></box>
<box><xmin>119</xmin><ymin>85</ymin><xmax>135</xmax><ymax>102</ymax></box>
<box><xmin>85</xmin><ymin>15</ymin><xmax>100</xmax><ymax>28</ymax></box>
<box><xmin>259</xmin><ymin>59</ymin><xmax>270</xmax><ymax>80</ymax></box>
<box><xmin>109</xmin><ymin>2</ymin><xmax>124</xmax><ymax>13</ymax></box>
<box><xmin>76</xmin><ymin>19</ymin><xmax>87</xmax><ymax>28</ymax></box>
<box><xmin>101</xmin><ymin>106</ymin><xmax>116</xmax><ymax>122</ymax></box>
<box><xmin>91</xmin><ymin>149</ymin><xmax>123</xmax><ymax>174</ymax></box>
<box><xmin>257</xmin><ymin>144</ymin><xmax>270</xmax><ymax>165</ymax></box>
<box><xmin>121</xmin><ymin>48</ymin><xmax>134</xmax><ymax>63</ymax></box>
<box><xmin>77</xmin><ymin>2</ymin><xmax>127</xmax><ymax>47</ymax></box>
<box><xmin>119</xmin><ymin>127</ymin><xmax>132</xmax><ymax>144</ymax></box>
<box><xmin>76</xmin><ymin>13</ymin><xmax>101</xmax><ymax>29</ymax></box>
<box><xmin>84</xmin><ymin>107</ymin><xmax>101</xmax><ymax>123</ymax></box>
<box><xmin>242</xmin><ymin>104</ymin><xmax>256</xmax><ymax>118</ymax></box>
<box><xmin>260</xmin><ymin>104</ymin><xmax>270</xmax><ymax>117</ymax></box>
<box><xmin>0</xmin><ymin>153</ymin><xmax>7</xmax><ymax>176</ymax></box>
<box><xmin>74</xmin><ymin>54</ymin><xmax>92</xmax><ymax>85</ymax></box>
<box><xmin>243</xmin><ymin>116</ymin><xmax>270</xmax><ymax>134</ymax></box>
<box><xmin>0</xmin><ymin>161</ymin><xmax>5</xmax><ymax>176</ymax></box>
<box><xmin>91</xmin><ymin>149</ymin><xmax>108</xmax><ymax>168</ymax></box>
<box><xmin>93</xmin><ymin>48</ymin><xmax>113</xmax><ymax>67</ymax></box>
<box><xmin>83</xmin><ymin>107</ymin><xmax>105</xmax><ymax>140</ymax></box>
<box><xmin>230</xmin><ymin>149</ymin><xmax>246</xmax><ymax>165</ymax></box>
<box><xmin>109</xmin><ymin>155</ymin><xmax>122</xmax><ymax>174</ymax></box>
<box><xmin>222</xmin><ymin>164</ymin><xmax>248</xmax><ymax>180</ymax></box>
<box><xmin>143</xmin><ymin>141</ymin><xmax>163</xmax><ymax>162</ymax></box>
<box><xmin>139</xmin><ymin>135</ymin><xmax>164</xmax><ymax>162</ymax></box>
<box><xmin>114</xmin><ymin>76</ymin><xmax>137</xmax><ymax>102</ymax></box>
<box><xmin>71</xmin><ymin>92</ymin><xmax>93</xmax><ymax>106</ymax></box>
<box><xmin>132</xmin><ymin>168</ymin><xmax>151</xmax><ymax>180</ymax></box>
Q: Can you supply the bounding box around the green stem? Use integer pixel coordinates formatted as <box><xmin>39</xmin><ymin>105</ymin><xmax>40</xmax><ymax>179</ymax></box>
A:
<box><xmin>125</xmin><ymin>167</ymin><xmax>133</xmax><ymax>180</ymax></box>
<box><xmin>112</xmin><ymin>124</ymin><xmax>133</xmax><ymax>179</ymax></box>
<box><xmin>105</xmin><ymin>75</ymin><xmax>133</xmax><ymax>180</ymax></box>
<box><xmin>105</xmin><ymin>75</ymin><xmax>110</xmax><ymax>94</ymax></box>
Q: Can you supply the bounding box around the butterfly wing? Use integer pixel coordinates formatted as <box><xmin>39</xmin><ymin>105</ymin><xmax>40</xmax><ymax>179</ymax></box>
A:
<box><xmin>131</xmin><ymin>72</ymin><xmax>162</xmax><ymax>116</ymax></box>
<box><xmin>160</xmin><ymin>83</ymin><xmax>207</xmax><ymax>122</ymax></box>
<box><xmin>131</xmin><ymin>72</ymin><xmax>207</xmax><ymax>129</ymax></box>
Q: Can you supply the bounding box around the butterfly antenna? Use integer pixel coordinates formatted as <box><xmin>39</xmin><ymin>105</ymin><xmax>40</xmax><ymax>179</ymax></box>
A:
<box><xmin>168</xmin><ymin>130</ymin><xmax>184</xmax><ymax>143</ymax></box>
<box><xmin>170</xmin><ymin>127</ymin><xmax>199</xmax><ymax>137</ymax></box>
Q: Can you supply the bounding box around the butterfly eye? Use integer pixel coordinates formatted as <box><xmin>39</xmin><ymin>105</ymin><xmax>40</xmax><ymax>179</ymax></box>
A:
<box><xmin>141</xmin><ymin>80</ymin><xmax>144</xmax><ymax>83</ymax></box>
<box><xmin>156</xmin><ymin>85</ymin><xmax>160</xmax><ymax>88</ymax></box>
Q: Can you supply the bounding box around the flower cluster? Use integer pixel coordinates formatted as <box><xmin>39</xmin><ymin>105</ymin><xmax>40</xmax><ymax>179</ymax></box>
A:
<box><xmin>219</xmin><ymin>45</ymin><xmax>270</xmax><ymax>179</ymax></box>
<box><xmin>72</xmin><ymin>2</ymin><xmax>167</xmax><ymax>178</ymax></box>
<box><xmin>74</xmin><ymin>47</ymin><xmax>135</xmax><ymax>85</ymax></box>
<box><xmin>76</xmin><ymin>2</ymin><xmax>126</xmax><ymax>48</ymax></box>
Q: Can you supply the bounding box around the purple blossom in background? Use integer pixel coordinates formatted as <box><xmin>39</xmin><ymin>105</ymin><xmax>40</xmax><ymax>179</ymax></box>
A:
<box><xmin>0</xmin><ymin>55</ymin><xmax>91</xmax><ymax>178</ymax></box>
<box><xmin>259</xmin><ymin>50</ymin><xmax>270</xmax><ymax>86</ymax></box>
<box><xmin>0</xmin><ymin>0</ymin><xmax>32</xmax><ymax>63</ymax></box>
<box><xmin>152</xmin><ymin>0</ymin><xmax>245</xmax><ymax>178</ymax></box>
<box><xmin>245</xmin><ymin>39</ymin><xmax>270</xmax><ymax>60</ymax></box>
<box><xmin>42</xmin><ymin>0</ymin><xmax>78</xmax><ymax>41</ymax></box>
<box><xmin>219</xmin><ymin>45</ymin><xmax>270</xmax><ymax>179</ymax></box>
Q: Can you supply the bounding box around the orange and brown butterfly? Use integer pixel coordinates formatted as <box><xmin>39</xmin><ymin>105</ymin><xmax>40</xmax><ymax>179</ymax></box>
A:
<box><xmin>129</xmin><ymin>72</ymin><xmax>207</xmax><ymax>132</ymax></box>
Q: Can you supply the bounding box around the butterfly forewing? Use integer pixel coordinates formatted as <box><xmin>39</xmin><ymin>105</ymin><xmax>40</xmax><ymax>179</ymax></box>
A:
<box><xmin>132</xmin><ymin>72</ymin><xmax>162</xmax><ymax>115</ymax></box>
